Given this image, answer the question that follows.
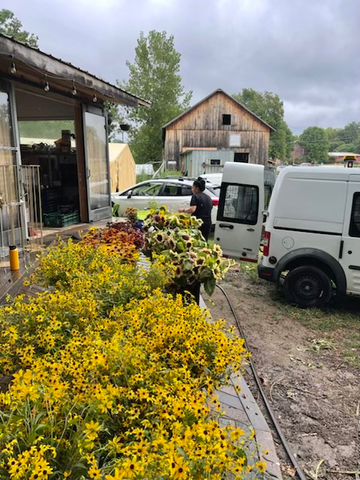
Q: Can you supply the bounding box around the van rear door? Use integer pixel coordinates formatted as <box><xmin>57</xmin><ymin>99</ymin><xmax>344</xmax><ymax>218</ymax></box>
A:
<box><xmin>339</xmin><ymin>180</ymin><xmax>360</xmax><ymax>294</ymax></box>
<box><xmin>214</xmin><ymin>163</ymin><xmax>264</xmax><ymax>262</ymax></box>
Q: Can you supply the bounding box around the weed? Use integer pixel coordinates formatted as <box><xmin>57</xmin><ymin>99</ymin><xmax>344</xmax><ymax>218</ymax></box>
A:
<box><xmin>310</xmin><ymin>339</ymin><xmax>335</xmax><ymax>352</ymax></box>
<box><xmin>342</xmin><ymin>350</ymin><xmax>360</xmax><ymax>369</ymax></box>
<box><xmin>239</xmin><ymin>262</ymin><xmax>262</xmax><ymax>284</ymax></box>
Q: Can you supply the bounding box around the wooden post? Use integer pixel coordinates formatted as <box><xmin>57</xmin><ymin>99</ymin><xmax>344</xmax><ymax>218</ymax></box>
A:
<box><xmin>74</xmin><ymin>105</ymin><xmax>88</xmax><ymax>223</ymax></box>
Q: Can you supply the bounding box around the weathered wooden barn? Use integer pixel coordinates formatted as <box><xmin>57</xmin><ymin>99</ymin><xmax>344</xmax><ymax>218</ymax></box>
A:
<box><xmin>162</xmin><ymin>89</ymin><xmax>274</xmax><ymax>170</ymax></box>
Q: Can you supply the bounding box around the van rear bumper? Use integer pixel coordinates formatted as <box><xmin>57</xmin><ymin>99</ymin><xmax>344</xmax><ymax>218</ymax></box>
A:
<box><xmin>257</xmin><ymin>259</ymin><xmax>275</xmax><ymax>282</ymax></box>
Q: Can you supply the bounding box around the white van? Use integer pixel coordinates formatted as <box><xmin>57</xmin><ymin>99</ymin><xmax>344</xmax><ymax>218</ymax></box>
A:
<box><xmin>215</xmin><ymin>164</ymin><xmax>360</xmax><ymax>308</ymax></box>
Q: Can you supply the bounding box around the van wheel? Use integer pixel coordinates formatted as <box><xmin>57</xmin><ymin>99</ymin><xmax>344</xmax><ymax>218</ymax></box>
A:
<box><xmin>283</xmin><ymin>266</ymin><xmax>332</xmax><ymax>308</ymax></box>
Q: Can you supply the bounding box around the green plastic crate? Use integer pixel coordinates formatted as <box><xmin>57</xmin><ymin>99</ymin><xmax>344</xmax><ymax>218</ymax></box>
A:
<box><xmin>43</xmin><ymin>211</ymin><xmax>79</xmax><ymax>228</ymax></box>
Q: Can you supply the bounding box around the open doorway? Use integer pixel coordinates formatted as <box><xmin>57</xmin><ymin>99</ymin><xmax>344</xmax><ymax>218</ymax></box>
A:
<box><xmin>234</xmin><ymin>152</ymin><xmax>249</xmax><ymax>163</ymax></box>
<box><xmin>15</xmin><ymin>87</ymin><xmax>81</xmax><ymax>229</ymax></box>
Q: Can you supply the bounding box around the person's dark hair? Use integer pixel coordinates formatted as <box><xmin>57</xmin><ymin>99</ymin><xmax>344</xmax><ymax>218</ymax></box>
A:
<box><xmin>193</xmin><ymin>176</ymin><xmax>206</xmax><ymax>192</ymax></box>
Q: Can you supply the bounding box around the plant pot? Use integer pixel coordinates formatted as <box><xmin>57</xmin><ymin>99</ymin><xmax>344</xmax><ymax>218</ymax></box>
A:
<box><xmin>135</xmin><ymin>220</ymin><xmax>144</xmax><ymax>232</ymax></box>
<box><xmin>179</xmin><ymin>281</ymin><xmax>200</xmax><ymax>305</ymax></box>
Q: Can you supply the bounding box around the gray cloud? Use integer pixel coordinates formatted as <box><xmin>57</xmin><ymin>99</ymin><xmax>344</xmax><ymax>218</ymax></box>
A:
<box><xmin>5</xmin><ymin>0</ymin><xmax>360</xmax><ymax>133</ymax></box>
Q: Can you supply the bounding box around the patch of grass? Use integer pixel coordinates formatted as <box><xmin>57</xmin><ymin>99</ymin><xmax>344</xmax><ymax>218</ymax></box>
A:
<box><xmin>136</xmin><ymin>172</ymin><xmax>152</xmax><ymax>183</ymax></box>
<box><xmin>344</xmin><ymin>332</ymin><xmax>360</xmax><ymax>351</ymax></box>
<box><xmin>342</xmin><ymin>349</ymin><xmax>360</xmax><ymax>368</ymax></box>
<box><xmin>275</xmin><ymin>295</ymin><xmax>360</xmax><ymax>368</ymax></box>
<box><xmin>238</xmin><ymin>262</ymin><xmax>262</xmax><ymax>284</ymax></box>
<box><xmin>277</xmin><ymin>302</ymin><xmax>324</xmax><ymax>325</ymax></box>
<box><xmin>156</xmin><ymin>170</ymin><xmax>183</xmax><ymax>178</ymax></box>
<box><xmin>207</xmin><ymin>232</ymin><xmax>215</xmax><ymax>248</ymax></box>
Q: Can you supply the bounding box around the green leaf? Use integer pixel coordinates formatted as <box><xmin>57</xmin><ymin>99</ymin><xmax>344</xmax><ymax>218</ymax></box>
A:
<box><xmin>204</xmin><ymin>277</ymin><xmax>216</xmax><ymax>296</ymax></box>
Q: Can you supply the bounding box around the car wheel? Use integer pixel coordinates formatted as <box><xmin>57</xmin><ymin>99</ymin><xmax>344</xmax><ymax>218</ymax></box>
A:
<box><xmin>283</xmin><ymin>266</ymin><xmax>332</xmax><ymax>308</ymax></box>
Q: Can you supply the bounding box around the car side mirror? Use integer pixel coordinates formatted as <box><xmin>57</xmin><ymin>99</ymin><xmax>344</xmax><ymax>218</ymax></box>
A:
<box><xmin>127</xmin><ymin>191</ymin><xmax>132</xmax><ymax>199</ymax></box>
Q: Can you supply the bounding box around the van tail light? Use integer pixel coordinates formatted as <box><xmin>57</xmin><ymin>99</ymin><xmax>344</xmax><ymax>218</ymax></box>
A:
<box><xmin>263</xmin><ymin>231</ymin><xmax>271</xmax><ymax>257</ymax></box>
<box><xmin>261</xmin><ymin>225</ymin><xmax>265</xmax><ymax>241</ymax></box>
<box><xmin>212</xmin><ymin>198</ymin><xmax>219</xmax><ymax>207</ymax></box>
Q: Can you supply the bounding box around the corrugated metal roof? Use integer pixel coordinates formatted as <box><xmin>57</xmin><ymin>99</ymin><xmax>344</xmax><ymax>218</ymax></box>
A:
<box><xmin>328</xmin><ymin>152</ymin><xmax>358</xmax><ymax>156</ymax></box>
<box><xmin>0</xmin><ymin>33</ymin><xmax>150</xmax><ymax>107</ymax></box>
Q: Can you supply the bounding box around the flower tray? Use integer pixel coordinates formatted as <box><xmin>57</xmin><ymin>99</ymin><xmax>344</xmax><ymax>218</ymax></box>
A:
<box><xmin>43</xmin><ymin>210</ymin><xmax>79</xmax><ymax>228</ymax></box>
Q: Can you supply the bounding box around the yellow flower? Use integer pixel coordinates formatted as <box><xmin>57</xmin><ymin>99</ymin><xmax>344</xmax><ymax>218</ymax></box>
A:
<box><xmin>105</xmin><ymin>468</ymin><xmax>125</xmax><ymax>480</ymax></box>
<box><xmin>84</xmin><ymin>420</ymin><xmax>101</xmax><ymax>441</ymax></box>
<box><xmin>256</xmin><ymin>460</ymin><xmax>266</xmax><ymax>472</ymax></box>
<box><xmin>170</xmin><ymin>455</ymin><xmax>190</xmax><ymax>480</ymax></box>
<box><xmin>88</xmin><ymin>464</ymin><xmax>102</xmax><ymax>479</ymax></box>
<box><xmin>121</xmin><ymin>457</ymin><xmax>141</xmax><ymax>478</ymax></box>
<box><xmin>107</xmin><ymin>436</ymin><xmax>123</xmax><ymax>454</ymax></box>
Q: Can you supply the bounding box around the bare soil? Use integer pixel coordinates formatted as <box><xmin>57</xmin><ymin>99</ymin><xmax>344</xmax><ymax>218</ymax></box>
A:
<box><xmin>203</xmin><ymin>270</ymin><xmax>360</xmax><ymax>480</ymax></box>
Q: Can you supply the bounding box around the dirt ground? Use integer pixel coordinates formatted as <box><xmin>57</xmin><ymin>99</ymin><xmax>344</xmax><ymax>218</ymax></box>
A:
<box><xmin>203</xmin><ymin>269</ymin><xmax>360</xmax><ymax>480</ymax></box>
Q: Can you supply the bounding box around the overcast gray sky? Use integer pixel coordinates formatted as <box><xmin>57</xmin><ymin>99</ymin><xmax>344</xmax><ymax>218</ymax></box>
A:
<box><xmin>4</xmin><ymin>0</ymin><xmax>360</xmax><ymax>133</ymax></box>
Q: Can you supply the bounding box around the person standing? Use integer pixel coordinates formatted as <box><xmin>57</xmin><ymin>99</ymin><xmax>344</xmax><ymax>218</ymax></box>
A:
<box><xmin>178</xmin><ymin>177</ymin><xmax>213</xmax><ymax>241</ymax></box>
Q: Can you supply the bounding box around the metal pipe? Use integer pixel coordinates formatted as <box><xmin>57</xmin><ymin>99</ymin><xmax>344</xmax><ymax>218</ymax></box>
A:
<box><xmin>215</xmin><ymin>283</ymin><xmax>307</xmax><ymax>480</ymax></box>
<box><xmin>37</xmin><ymin>166</ymin><xmax>43</xmax><ymax>245</ymax></box>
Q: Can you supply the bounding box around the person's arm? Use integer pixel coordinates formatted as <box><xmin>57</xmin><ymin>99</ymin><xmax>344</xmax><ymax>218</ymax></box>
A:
<box><xmin>179</xmin><ymin>205</ymin><xmax>196</xmax><ymax>214</ymax></box>
<box><xmin>179</xmin><ymin>195</ymin><xmax>197</xmax><ymax>214</ymax></box>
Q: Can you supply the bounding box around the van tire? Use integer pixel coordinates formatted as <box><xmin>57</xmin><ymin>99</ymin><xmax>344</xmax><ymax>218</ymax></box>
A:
<box><xmin>283</xmin><ymin>266</ymin><xmax>332</xmax><ymax>308</ymax></box>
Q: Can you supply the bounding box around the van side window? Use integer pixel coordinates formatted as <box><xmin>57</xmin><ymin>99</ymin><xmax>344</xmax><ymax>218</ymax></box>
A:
<box><xmin>349</xmin><ymin>193</ymin><xmax>360</xmax><ymax>237</ymax></box>
<box><xmin>219</xmin><ymin>183</ymin><xmax>259</xmax><ymax>225</ymax></box>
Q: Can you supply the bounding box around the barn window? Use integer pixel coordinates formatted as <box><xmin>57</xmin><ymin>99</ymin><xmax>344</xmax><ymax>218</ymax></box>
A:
<box><xmin>229</xmin><ymin>133</ymin><xmax>241</xmax><ymax>147</ymax></box>
<box><xmin>210</xmin><ymin>159</ymin><xmax>221</xmax><ymax>165</ymax></box>
<box><xmin>222</xmin><ymin>114</ymin><xmax>231</xmax><ymax>125</ymax></box>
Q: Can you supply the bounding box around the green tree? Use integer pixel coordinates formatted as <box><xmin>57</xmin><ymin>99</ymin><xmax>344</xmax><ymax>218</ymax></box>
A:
<box><xmin>232</xmin><ymin>88</ymin><xmax>293</xmax><ymax>160</ymax></box>
<box><xmin>338</xmin><ymin>121</ymin><xmax>360</xmax><ymax>144</ymax></box>
<box><xmin>335</xmin><ymin>143</ymin><xmax>358</xmax><ymax>153</ymax></box>
<box><xmin>325</xmin><ymin>123</ymin><xmax>360</xmax><ymax>153</ymax></box>
<box><xmin>300</xmin><ymin>126</ymin><xmax>329</xmax><ymax>163</ymax></box>
<box><xmin>18</xmin><ymin>120</ymin><xmax>74</xmax><ymax>139</ymax></box>
<box><xmin>119</xmin><ymin>30</ymin><xmax>192</xmax><ymax>164</ymax></box>
<box><xmin>0</xmin><ymin>9</ymin><xmax>38</xmax><ymax>47</ymax></box>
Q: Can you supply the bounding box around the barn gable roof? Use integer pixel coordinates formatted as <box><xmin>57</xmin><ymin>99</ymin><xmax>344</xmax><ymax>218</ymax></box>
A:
<box><xmin>162</xmin><ymin>88</ymin><xmax>275</xmax><ymax>133</ymax></box>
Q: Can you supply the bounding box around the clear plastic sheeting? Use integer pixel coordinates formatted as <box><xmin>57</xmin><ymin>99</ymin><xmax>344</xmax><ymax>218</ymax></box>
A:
<box><xmin>0</xmin><ymin>164</ymin><xmax>43</xmax><ymax>259</ymax></box>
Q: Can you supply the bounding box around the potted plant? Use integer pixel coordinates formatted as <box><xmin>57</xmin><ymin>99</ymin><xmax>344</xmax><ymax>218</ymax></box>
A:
<box><xmin>143</xmin><ymin>207</ymin><xmax>234</xmax><ymax>302</ymax></box>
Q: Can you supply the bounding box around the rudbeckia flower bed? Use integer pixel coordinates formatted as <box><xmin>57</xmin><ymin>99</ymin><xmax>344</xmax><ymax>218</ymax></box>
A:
<box><xmin>0</xmin><ymin>221</ymin><xmax>265</xmax><ymax>479</ymax></box>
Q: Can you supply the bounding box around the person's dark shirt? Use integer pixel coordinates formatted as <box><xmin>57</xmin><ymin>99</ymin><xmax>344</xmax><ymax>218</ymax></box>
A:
<box><xmin>190</xmin><ymin>192</ymin><xmax>213</xmax><ymax>221</ymax></box>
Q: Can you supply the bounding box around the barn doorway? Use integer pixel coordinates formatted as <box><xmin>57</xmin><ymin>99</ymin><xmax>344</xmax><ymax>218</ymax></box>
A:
<box><xmin>234</xmin><ymin>152</ymin><xmax>249</xmax><ymax>163</ymax></box>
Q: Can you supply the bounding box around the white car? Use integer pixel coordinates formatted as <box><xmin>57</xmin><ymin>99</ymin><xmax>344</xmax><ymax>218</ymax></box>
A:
<box><xmin>111</xmin><ymin>178</ymin><xmax>219</xmax><ymax>224</ymax></box>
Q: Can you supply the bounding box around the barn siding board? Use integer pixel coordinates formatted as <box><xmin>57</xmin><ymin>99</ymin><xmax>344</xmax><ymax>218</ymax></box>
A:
<box><xmin>163</xmin><ymin>90</ymin><xmax>271</xmax><ymax>167</ymax></box>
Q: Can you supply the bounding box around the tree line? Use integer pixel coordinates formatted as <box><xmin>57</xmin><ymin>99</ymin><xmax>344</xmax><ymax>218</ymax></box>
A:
<box><xmin>2</xmin><ymin>10</ymin><xmax>358</xmax><ymax>165</ymax></box>
<box><xmin>295</xmin><ymin>122</ymin><xmax>360</xmax><ymax>164</ymax></box>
